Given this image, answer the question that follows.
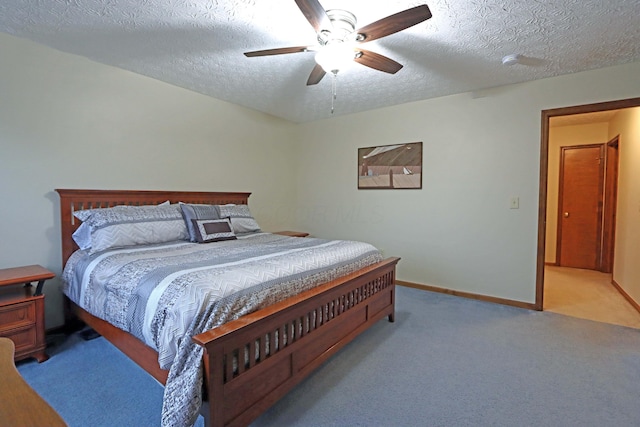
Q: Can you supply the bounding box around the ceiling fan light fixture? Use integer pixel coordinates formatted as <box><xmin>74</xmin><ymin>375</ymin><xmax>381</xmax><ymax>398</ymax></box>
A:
<box><xmin>315</xmin><ymin>42</ymin><xmax>355</xmax><ymax>73</ymax></box>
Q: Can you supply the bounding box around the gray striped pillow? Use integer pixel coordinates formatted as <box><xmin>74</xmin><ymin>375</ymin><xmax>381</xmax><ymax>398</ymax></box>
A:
<box><xmin>179</xmin><ymin>203</ymin><xmax>221</xmax><ymax>242</ymax></box>
<box><xmin>73</xmin><ymin>204</ymin><xmax>188</xmax><ymax>253</ymax></box>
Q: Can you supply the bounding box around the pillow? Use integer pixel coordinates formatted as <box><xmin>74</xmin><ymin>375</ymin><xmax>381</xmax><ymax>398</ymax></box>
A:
<box><xmin>179</xmin><ymin>203</ymin><xmax>221</xmax><ymax>242</ymax></box>
<box><xmin>217</xmin><ymin>204</ymin><xmax>261</xmax><ymax>234</ymax></box>
<box><xmin>72</xmin><ymin>201</ymin><xmax>171</xmax><ymax>222</ymax></box>
<box><xmin>191</xmin><ymin>218</ymin><xmax>237</xmax><ymax>243</ymax></box>
<box><xmin>71</xmin><ymin>222</ymin><xmax>93</xmax><ymax>250</ymax></box>
<box><xmin>72</xmin><ymin>204</ymin><xmax>188</xmax><ymax>253</ymax></box>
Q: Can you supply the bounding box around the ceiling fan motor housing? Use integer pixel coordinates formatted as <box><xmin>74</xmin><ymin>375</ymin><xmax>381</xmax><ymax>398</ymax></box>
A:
<box><xmin>318</xmin><ymin>9</ymin><xmax>357</xmax><ymax>45</ymax></box>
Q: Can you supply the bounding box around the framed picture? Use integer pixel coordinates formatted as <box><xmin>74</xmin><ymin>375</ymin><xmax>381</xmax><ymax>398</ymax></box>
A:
<box><xmin>358</xmin><ymin>142</ymin><xmax>422</xmax><ymax>189</ymax></box>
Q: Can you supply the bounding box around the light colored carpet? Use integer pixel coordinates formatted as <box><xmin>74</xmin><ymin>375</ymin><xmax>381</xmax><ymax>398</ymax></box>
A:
<box><xmin>544</xmin><ymin>266</ymin><xmax>640</xmax><ymax>329</ymax></box>
<box><xmin>17</xmin><ymin>286</ymin><xmax>640</xmax><ymax>427</ymax></box>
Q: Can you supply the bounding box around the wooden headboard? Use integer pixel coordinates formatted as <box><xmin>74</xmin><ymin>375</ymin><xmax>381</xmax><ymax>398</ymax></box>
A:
<box><xmin>55</xmin><ymin>189</ymin><xmax>251</xmax><ymax>266</ymax></box>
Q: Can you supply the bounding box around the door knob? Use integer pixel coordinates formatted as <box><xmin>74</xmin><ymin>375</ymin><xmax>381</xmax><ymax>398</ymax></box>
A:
<box><xmin>563</xmin><ymin>212</ymin><xmax>569</xmax><ymax>218</ymax></box>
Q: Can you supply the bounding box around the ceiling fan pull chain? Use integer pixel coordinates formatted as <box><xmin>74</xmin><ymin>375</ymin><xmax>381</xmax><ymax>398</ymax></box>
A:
<box><xmin>331</xmin><ymin>71</ymin><xmax>337</xmax><ymax>114</ymax></box>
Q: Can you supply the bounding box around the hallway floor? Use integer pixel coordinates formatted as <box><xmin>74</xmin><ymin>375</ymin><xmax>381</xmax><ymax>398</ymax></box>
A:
<box><xmin>544</xmin><ymin>266</ymin><xmax>640</xmax><ymax>329</ymax></box>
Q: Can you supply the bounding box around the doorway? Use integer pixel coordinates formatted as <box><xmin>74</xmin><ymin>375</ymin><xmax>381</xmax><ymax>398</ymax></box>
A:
<box><xmin>535</xmin><ymin>97</ymin><xmax>640</xmax><ymax>319</ymax></box>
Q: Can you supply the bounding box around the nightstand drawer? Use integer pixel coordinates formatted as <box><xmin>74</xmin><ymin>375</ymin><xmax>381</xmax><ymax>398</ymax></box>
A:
<box><xmin>1</xmin><ymin>327</ymin><xmax>37</xmax><ymax>353</ymax></box>
<box><xmin>0</xmin><ymin>301</ymin><xmax>36</xmax><ymax>331</ymax></box>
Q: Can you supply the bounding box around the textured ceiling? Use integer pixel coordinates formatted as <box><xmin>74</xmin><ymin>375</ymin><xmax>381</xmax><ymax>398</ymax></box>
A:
<box><xmin>1</xmin><ymin>0</ymin><xmax>639</xmax><ymax>123</ymax></box>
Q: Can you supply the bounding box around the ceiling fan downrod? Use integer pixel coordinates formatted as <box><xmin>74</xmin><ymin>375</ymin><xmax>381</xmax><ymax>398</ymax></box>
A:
<box><xmin>331</xmin><ymin>71</ymin><xmax>337</xmax><ymax>114</ymax></box>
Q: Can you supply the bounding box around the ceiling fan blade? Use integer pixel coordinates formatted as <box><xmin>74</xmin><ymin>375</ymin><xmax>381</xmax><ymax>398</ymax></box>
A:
<box><xmin>295</xmin><ymin>0</ymin><xmax>331</xmax><ymax>32</ymax></box>
<box><xmin>356</xmin><ymin>5</ymin><xmax>432</xmax><ymax>43</ymax></box>
<box><xmin>306</xmin><ymin>63</ymin><xmax>327</xmax><ymax>85</ymax></box>
<box><xmin>244</xmin><ymin>46</ymin><xmax>311</xmax><ymax>57</ymax></box>
<box><xmin>354</xmin><ymin>49</ymin><xmax>403</xmax><ymax>74</ymax></box>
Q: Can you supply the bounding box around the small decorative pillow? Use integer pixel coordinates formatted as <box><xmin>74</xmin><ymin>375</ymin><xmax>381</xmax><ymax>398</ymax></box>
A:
<box><xmin>73</xmin><ymin>204</ymin><xmax>188</xmax><ymax>253</ymax></box>
<box><xmin>217</xmin><ymin>204</ymin><xmax>261</xmax><ymax>234</ymax></box>
<box><xmin>191</xmin><ymin>218</ymin><xmax>237</xmax><ymax>243</ymax></box>
<box><xmin>179</xmin><ymin>203</ymin><xmax>221</xmax><ymax>242</ymax></box>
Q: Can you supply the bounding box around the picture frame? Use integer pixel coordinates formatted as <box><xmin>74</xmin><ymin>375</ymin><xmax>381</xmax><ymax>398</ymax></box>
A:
<box><xmin>358</xmin><ymin>142</ymin><xmax>422</xmax><ymax>189</ymax></box>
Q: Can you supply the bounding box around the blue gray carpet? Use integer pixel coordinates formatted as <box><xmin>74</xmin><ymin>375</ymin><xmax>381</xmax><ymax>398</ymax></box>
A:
<box><xmin>17</xmin><ymin>286</ymin><xmax>640</xmax><ymax>426</ymax></box>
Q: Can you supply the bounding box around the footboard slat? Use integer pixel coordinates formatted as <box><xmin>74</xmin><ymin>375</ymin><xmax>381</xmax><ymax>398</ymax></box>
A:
<box><xmin>193</xmin><ymin>257</ymin><xmax>399</xmax><ymax>427</ymax></box>
<box><xmin>226</xmin><ymin>352</ymin><xmax>235</xmax><ymax>380</ymax></box>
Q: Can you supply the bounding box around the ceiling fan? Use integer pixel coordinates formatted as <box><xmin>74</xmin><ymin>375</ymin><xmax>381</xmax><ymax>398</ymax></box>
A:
<box><xmin>244</xmin><ymin>0</ymin><xmax>432</xmax><ymax>86</ymax></box>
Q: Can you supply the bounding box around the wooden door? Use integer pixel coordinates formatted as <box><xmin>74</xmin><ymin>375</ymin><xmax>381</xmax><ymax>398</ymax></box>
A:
<box><xmin>557</xmin><ymin>144</ymin><xmax>605</xmax><ymax>270</ymax></box>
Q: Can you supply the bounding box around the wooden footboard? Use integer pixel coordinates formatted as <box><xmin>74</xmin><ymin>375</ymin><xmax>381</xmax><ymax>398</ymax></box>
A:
<box><xmin>193</xmin><ymin>257</ymin><xmax>399</xmax><ymax>427</ymax></box>
<box><xmin>67</xmin><ymin>256</ymin><xmax>398</xmax><ymax>427</ymax></box>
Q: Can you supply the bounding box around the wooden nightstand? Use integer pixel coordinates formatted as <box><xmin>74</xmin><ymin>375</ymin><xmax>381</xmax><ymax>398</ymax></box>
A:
<box><xmin>273</xmin><ymin>231</ymin><xmax>310</xmax><ymax>238</ymax></box>
<box><xmin>0</xmin><ymin>265</ymin><xmax>55</xmax><ymax>362</ymax></box>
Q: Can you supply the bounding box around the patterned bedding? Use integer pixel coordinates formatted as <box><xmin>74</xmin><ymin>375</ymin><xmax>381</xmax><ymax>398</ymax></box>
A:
<box><xmin>62</xmin><ymin>232</ymin><xmax>383</xmax><ymax>426</ymax></box>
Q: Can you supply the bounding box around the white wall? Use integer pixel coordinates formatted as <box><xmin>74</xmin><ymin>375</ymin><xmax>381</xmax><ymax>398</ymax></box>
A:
<box><xmin>0</xmin><ymin>33</ymin><xmax>299</xmax><ymax>328</ymax></box>
<box><xmin>295</xmin><ymin>61</ymin><xmax>640</xmax><ymax>304</ymax></box>
<box><xmin>609</xmin><ymin>107</ymin><xmax>640</xmax><ymax>302</ymax></box>
<box><xmin>2</xmin><ymin>30</ymin><xmax>640</xmax><ymax>328</ymax></box>
<box><xmin>545</xmin><ymin>123</ymin><xmax>609</xmax><ymax>263</ymax></box>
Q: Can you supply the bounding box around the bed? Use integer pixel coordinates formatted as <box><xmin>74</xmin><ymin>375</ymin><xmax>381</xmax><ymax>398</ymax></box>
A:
<box><xmin>56</xmin><ymin>189</ymin><xmax>399</xmax><ymax>427</ymax></box>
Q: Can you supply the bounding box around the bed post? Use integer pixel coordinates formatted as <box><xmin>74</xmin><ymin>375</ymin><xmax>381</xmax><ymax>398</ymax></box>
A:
<box><xmin>388</xmin><ymin>268</ymin><xmax>396</xmax><ymax>322</ymax></box>
<box><xmin>203</xmin><ymin>346</ymin><xmax>225</xmax><ymax>427</ymax></box>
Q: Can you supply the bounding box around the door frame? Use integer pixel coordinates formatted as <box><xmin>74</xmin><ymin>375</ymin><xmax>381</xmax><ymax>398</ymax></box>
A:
<box><xmin>534</xmin><ymin>97</ymin><xmax>640</xmax><ymax>310</ymax></box>
<box><xmin>601</xmin><ymin>135</ymin><xmax>620</xmax><ymax>273</ymax></box>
